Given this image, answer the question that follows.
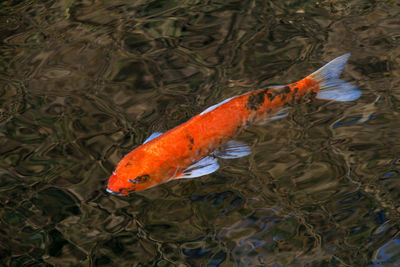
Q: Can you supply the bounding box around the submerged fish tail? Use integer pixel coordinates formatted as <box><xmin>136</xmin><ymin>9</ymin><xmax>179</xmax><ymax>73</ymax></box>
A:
<box><xmin>307</xmin><ymin>53</ymin><xmax>361</xmax><ymax>101</ymax></box>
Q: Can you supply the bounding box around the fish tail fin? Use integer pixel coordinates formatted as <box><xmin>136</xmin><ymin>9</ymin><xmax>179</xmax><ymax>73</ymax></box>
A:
<box><xmin>309</xmin><ymin>53</ymin><xmax>361</xmax><ymax>101</ymax></box>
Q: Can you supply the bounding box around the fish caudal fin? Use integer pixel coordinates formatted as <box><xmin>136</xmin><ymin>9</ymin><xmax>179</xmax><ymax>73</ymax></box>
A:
<box><xmin>310</xmin><ymin>53</ymin><xmax>361</xmax><ymax>101</ymax></box>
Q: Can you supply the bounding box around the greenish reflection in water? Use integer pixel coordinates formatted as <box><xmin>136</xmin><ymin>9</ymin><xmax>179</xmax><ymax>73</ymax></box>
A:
<box><xmin>1</xmin><ymin>0</ymin><xmax>400</xmax><ymax>266</ymax></box>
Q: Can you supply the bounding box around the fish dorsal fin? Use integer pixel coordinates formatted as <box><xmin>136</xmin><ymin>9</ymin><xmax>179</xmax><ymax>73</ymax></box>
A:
<box><xmin>175</xmin><ymin>156</ymin><xmax>219</xmax><ymax>179</ymax></box>
<box><xmin>268</xmin><ymin>85</ymin><xmax>284</xmax><ymax>89</ymax></box>
<box><xmin>212</xmin><ymin>140</ymin><xmax>252</xmax><ymax>159</ymax></box>
<box><xmin>200</xmin><ymin>97</ymin><xmax>234</xmax><ymax>115</ymax></box>
<box><xmin>143</xmin><ymin>132</ymin><xmax>163</xmax><ymax>144</ymax></box>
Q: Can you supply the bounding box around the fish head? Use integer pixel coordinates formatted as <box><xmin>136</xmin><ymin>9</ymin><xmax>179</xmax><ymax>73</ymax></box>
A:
<box><xmin>106</xmin><ymin>171</ymin><xmax>158</xmax><ymax>196</ymax></box>
<box><xmin>106</xmin><ymin>150</ymin><xmax>168</xmax><ymax>195</ymax></box>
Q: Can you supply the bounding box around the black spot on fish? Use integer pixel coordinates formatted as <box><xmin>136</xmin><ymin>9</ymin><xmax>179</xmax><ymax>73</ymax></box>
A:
<box><xmin>282</xmin><ymin>86</ymin><xmax>291</xmax><ymax>94</ymax></box>
<box><xmin>246</xmin><ymin>90</ymin><xmax>266</xmax><ymax>110</ymax></box>
<box><xmin>303</xmin><ymin>90</ymin><xmax>317</xmax><ymax>102</ymax></box>
<box><xmin>266</xmin><ymin>93</ymin><xmax>274</xmax><ymax>101</ymax></box>
<box><xmin>281</xmin><ymin>94</ymin><xmax>287</xmax><ymax>101</ymax></box>
<box><xmin>293</xmin><ymin>87</ymin><xmax>299</xmax><ymax>95</ymax></box>
<box><xmin>125</xmin><ymin>161</ymin><xmax>132</xmax><ymax>167</ymax></box>
<box><xmin>129</xmin><ymin>174</ymin><xmax>150</xmax><ymax>184</ymax></box>
<box><xmin>186</xmin><ymin>134</ymin><xmax>194</xmax><ymax>144</ymax></box>
<box><xmin>187</xmin><ymin>135</ymin><xmax>194</xmax><ymax>151</ymax></box>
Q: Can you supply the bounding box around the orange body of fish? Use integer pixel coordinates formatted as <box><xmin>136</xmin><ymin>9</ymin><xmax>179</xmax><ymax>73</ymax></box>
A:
<box><xmin>107</xmin><ymin>54</ymin><xmax>360</xmax><ymax>196</ymax></box>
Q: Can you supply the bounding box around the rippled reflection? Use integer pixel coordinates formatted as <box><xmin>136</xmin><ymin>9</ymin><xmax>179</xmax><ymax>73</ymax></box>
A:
<box><xmin>1</xmin><ymin>0</ymin><xmax>400</xmax><ymax>266</ymax></box>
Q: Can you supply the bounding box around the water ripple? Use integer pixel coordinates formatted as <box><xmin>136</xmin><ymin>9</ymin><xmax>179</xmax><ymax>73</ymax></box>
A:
<box><xmin>2</xmin><ymin>0</ymin><xmax>400</xmax><ymax>266</ymax></box>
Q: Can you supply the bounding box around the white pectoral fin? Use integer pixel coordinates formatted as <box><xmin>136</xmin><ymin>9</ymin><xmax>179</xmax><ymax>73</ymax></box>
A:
<box><xmin>176</xmin><ymin>156</ymin><xmax>220</xmax><ymax>179</ymax></box>
<box><xmin>175</xmin><ymin>140</ymin><xmax>251</xmax><ymax>180</ymax></box>
<box><xmin>254</xmin><ymin>107</ymin><xmax>290</xmax><ymax>125</ymax></box>
<box><xmin>269</xmin><ymin>107</ymin><xmax>289</xmax><ymax>121</ymax></box>
<box><xmin>212</xmin><ymin>140</ymin><xmax>252</xmax><ymax>159</ymax></box>
<box><xmin>143</xmin><ymin>132</ymin><xmax>163</xmax><ymax>144</ymax></box>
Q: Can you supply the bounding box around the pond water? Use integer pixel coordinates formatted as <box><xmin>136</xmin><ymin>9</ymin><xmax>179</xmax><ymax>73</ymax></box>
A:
<box><xmin>1</xmin><ymin>1</ymin><xmax>400</xmax><ymax>266</ymax></box>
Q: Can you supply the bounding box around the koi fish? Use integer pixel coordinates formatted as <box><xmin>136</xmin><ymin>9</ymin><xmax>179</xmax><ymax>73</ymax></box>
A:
<box><xmin>106</xmin><ymin>54</ymin><xmax>360</xmax><ymax>196</ymax></box>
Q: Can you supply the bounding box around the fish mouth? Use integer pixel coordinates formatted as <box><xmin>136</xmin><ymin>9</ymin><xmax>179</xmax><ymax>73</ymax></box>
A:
<box><xmin>106</xmin><ymin>187</ymin><xmax>123</xmax><ymax>196</ymax></box>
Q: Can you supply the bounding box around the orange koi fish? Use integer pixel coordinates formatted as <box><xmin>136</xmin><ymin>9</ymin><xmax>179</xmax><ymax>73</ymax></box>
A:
<box><xmin>107</xmin><ymin>54</ymin><xmax>360</xmax><ymax>196</ymax></box>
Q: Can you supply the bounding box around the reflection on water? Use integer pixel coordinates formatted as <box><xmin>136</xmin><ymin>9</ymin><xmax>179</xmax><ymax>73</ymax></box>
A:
<box><xmin>1</xmin><ymin>0</ymin><xmax>400</xmax><ymax>266</ymax></box>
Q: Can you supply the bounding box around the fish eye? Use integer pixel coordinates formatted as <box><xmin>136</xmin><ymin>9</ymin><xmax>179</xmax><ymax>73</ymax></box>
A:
<box><xmin>129</xmin><ymin>174</ymin><xmax>150</xmax><ymax>184</ymax></box>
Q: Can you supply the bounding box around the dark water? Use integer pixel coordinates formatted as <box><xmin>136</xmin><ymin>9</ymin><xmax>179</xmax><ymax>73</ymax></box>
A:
<box><xmin>1</xmin><ymin>0</ymin><xmax>400</xmax><ymax>266</ymax></box>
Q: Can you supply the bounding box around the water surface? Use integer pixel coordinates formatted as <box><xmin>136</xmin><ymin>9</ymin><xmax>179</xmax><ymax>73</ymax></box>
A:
<box><xmin>1</xmin><ymin>1</ymin><xmax>400</xmax><ymax>266</ymax></box>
